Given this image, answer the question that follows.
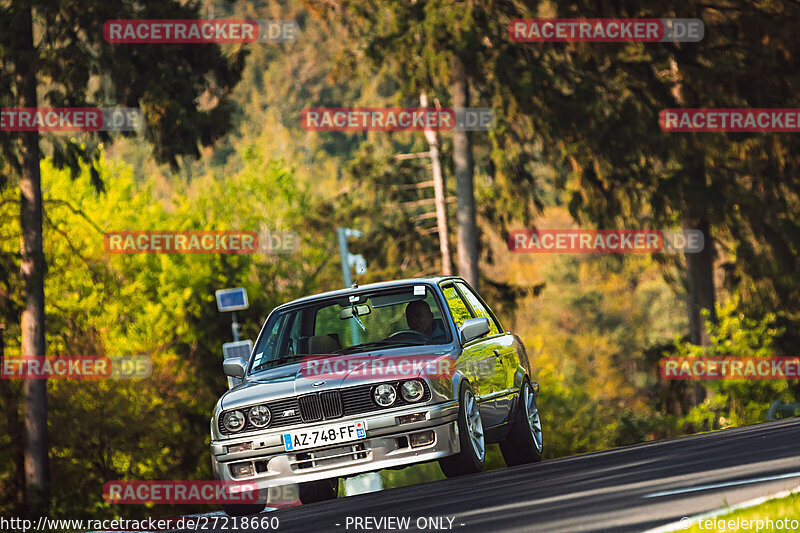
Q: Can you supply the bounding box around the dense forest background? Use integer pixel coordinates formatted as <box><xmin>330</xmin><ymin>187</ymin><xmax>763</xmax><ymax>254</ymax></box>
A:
<box><xmin>1</xmin><ymin>0</ymin><xmax>799</xmax><ymax>520</ymax></box>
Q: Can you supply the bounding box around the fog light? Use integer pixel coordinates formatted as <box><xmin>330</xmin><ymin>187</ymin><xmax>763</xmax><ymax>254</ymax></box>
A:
<box><xmin>409</xmin><ymin>430</ymin><xmax>435</xmax><ymax>448</ymax></box>
<box><xmin>227</xmin><ymin>442</ymin><xmax>253</xmax><ymax>454</ymax></box>
<box><xmin>230</xmin><ymin>462</ymin><xmax>254</xmax><ymax>478</ymax></box>
<box><xmin>398</xmin><ymin>413</ymin><xmax>426</xmax><ymax>424</ymax></box>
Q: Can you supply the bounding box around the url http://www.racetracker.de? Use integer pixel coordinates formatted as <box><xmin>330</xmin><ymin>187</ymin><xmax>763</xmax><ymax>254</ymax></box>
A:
<box><xmin>0</xmin><ymin>515</ymin><xmax>281</xmax><ymax>532</ymax></box>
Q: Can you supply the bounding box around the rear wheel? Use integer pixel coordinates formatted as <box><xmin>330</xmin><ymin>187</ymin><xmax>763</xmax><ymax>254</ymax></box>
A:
<box><xmin>499</xmin><ymin>379</ymin><xmax>543</xmax><ymax>466</ymax></box>
<box><xmin>439</xmin><ymin>382</ymin><xmax>485</xmax><ymax>477</ymax></box>
<box><xmin>298</xmin><ymin>477</ymin><xmax>339</xmax><ymax>504</ymax></box>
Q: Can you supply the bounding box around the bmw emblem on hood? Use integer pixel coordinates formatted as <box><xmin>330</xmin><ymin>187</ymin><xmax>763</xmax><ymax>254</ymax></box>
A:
<box><xmin>312</xmin><ymin>381</ymin><xmax>325</xmax><ymax>387</ymax></box>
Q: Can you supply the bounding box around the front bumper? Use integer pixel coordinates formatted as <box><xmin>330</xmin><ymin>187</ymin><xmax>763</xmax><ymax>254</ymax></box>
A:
<box><xmin>211</xmin><ymin>400</ymin><xmax>459</xmax><ymax>489</ymax></box>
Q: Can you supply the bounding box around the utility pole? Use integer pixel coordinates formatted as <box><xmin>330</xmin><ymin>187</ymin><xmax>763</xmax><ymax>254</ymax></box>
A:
<box><xmin>420</xmin><ymin>92</ymin><xmax>452</xmax><ymax>275</ymax></box>
<box><xmin>335</xmin><ymin>227</ymin><xmax>381</xmax><ymax>497</ymax></box>
<box><xmin>451</xmin><ymin>56</ymin><xmax>479</xmax><ymax>290</ymax></box>
<box><xmin>231</xmin><ymin>312</ymin><xmax>240</xmax><ymax>342</ymax></box>
<box><xmin>337</xmin><ymin>228</ymin><xmax>366</xmax><ymax>345</ymax></box>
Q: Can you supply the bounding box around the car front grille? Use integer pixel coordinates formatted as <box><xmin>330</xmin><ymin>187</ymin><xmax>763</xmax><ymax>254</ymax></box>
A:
<box><xmin>298</xmin><ymin>390</ymin><xmax>344</xmax><ymax>422</ymax></box>
<box><xmin>321</xmin><ymin>390</ymin><xmax>344</xmax><ymax>417</ymax></box>
<box><xmin>218</xmin><ymin>380</ymin><xmax>430</xmax><ymax>436</ymax></box>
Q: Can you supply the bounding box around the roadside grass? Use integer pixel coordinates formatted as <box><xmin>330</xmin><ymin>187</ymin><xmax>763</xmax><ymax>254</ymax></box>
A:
<box><xmin>684</xmin><ymin>492</ymin><xmax>800</xmax><ymax>532</ymax></box>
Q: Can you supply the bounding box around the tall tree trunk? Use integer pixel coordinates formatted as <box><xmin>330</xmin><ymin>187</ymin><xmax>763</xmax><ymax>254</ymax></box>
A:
<box><xmin>0</xmin><ymin>325</ymin><xmax>26</xmax><ymax>511</ymax></box>
<box><xmin>451</xmin><ymin>56</ymin><xmax>479</xmax><ymax>290</ymax></box>
<box><xmin>684</xmin><ymin>216</ymin><xmax>716</xmax><ymax>406</ymax></box>
<box><xmin>14</xmin><ymin>5</ymin><xmax>50</xmax><ymax>515</ymax></box>
<box><xmin>685</xmin><ymin>218</ymin><xmax>717</xmax><ymax>346</ymax></box>
<box><xmin>670</xmin><ymin>56</ymin><xmax>715</xmax><ymax>407</ymax></box>
<box><xmin>420</xmin><ymin>92</ymin><xmax>452</xmax><ymax>275</ymax></box>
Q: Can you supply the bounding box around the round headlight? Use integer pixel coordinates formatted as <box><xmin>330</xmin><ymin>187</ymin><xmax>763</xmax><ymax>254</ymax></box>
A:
<box><xmin>222</xmin><ymin>410</ymin><xmax>246</xmax><ymax>432</ymax></box>
<box><xmin>248</xmin><ymin>405</ymin><xmax>271</xmax><ymax>428</ymax></box>
<box><xmin>373</xmin><ymin>384</ymin><xmax>397</xmax><ymax>407</ymax></box>
<box><xmin>401</xmin><ymin>380</ymin><xmax>425</xmax><ymax>402</ymax></box>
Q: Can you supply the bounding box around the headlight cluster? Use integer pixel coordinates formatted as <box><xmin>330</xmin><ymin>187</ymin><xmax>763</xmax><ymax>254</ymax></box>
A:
<box><xmin>372</xmin><ymin>380</ymin><xmax>426</xmax><ymax>407</ymax></box>
<box><xmin>221</xmin><ymin>404</ymin><xmax>271</xmax><ymax>433</ymax></box>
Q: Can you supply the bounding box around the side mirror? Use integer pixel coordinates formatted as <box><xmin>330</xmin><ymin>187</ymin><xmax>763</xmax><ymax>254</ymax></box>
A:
<box><xmin>459</xmin><ymin>317</ymin><xmax>491</xmax><ymax>344</ymax></box>
<box><xmin>223</xmin><ymin>357</ymin><xmax>247</xmax><ymax>378</ymax></box>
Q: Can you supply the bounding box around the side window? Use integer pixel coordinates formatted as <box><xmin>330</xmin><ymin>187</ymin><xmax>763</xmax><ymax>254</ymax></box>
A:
<box><xmin>455</xmin><ymin>282</ymin><xmax>502</xmax><ymax>336</ymax></box>
<box><xmin>442</xmin><ymin>285</ymin><xmax>474</xmax><ymax>329</ymax></box>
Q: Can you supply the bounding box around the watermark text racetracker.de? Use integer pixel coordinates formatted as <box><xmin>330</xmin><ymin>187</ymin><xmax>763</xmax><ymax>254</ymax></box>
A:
<box><xmin>104</xmin><ymin>19</ymin><xmax>298</xmax><ymax>43</ymax></box>
<box><xmin>104</xmin><ymin>229</ymin><xmax>299</xmax><ymax>254</ymax></box>
<box><xmin>660</xmin><ymin>108</ymin><xmax>800</xmax><ymax>132</ymax></box>
<box><xmin>0</xmin><ymin>107</ymin><xmax>141</xmax><ymax>131</ymax></box>
<box><xmin>301</xmin><ymin>107</ymin><xmax>495</xmax><ymax>131</ymax></box>
<box><xmin>509</xmin><ymin>18</ymin><xmax>704</xmax><ymax>42</ymax></box>
<box><xmin>507</xmin><ymin>229</ymin><xmax>704</xmax><ymax>253</ymax></box>
<box><xmin>103</xmin><ymin>480</ymin><xmax>260</xmax><ymax>504</ymax></box>
<box><xmin>660</xmin><ymin>357</ymin><xmax>800</xmax><ymax>380</ymax></box>
<box><xmin>1</xmin><ymin>355</ymin><xmax>151</xmax><ymax>379</ymax></box>
<box><xmin>298</xmin><ymin>353</ymin><xmax>456</xmax><ymax>381</ymax></box>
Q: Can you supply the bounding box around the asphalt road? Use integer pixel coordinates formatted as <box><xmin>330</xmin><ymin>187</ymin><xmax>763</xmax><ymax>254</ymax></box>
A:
<box><xmin>174</xmin><ymin>418</ymin><xmax>800</xmax><ymax>533</ymax></box>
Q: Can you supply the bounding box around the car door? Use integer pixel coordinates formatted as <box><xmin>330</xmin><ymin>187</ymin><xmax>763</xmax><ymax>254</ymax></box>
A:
<box><xmin>441</xmin><ymin>282</ymin><xmax>505</xmax><ymax>427</ymax></box>
<box><xmin>454</xmin><ymin>281</ymin><xmax>517</xmax><ymax>424</ymax></box>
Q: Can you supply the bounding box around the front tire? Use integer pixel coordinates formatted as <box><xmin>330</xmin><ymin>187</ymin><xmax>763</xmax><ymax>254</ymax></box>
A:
<box><xmin>216</xmin><ymin>464</ymin><xmax>266</xmax><ymax>516</ymax></box>
<box><xmin>298</xmin><ymin>477</ymin><xmax>339</xmax><ymax>504</ymax></box>
<box><xmin>499</xmin><ymin>379</ymin><xmax>543</xmax><ymax>466</ymax></box>
<box><xmin>439</xmin><ymin>382</ymin><xmax>485</xmax><ymax>477</ymax></box>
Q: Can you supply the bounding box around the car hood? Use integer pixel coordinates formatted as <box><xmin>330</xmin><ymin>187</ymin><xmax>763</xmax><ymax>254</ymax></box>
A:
<box><xmin>220</xmin><ymin>350</ymin><xmax>453</xmax><ymax>411</ymax></box>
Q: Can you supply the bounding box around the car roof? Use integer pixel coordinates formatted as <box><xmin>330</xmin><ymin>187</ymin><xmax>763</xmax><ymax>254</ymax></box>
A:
<box><xmin>278</xmin><ymin>276</ymin><xmax>463</xmax><ymax>309</ymax></box>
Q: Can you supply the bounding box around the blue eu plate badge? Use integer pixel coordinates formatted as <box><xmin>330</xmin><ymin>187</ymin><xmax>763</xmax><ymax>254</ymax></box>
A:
<box><xmin>283</xmin><ymin>434</ymin><xmax>293</xmax><ymax>451</ymax></box>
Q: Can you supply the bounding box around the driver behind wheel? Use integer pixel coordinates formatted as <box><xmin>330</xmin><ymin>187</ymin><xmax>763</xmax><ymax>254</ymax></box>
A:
<box><xmin>405</xmin><ymin>300</ymin><xmax>447</xmax><ymax>340</ymax></box>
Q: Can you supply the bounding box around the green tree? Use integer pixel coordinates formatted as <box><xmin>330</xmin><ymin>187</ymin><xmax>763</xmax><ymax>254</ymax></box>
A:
<box><xmin>1</xmin><ymin>0</ymin><xmax>246</xmax><ymax>513</ymax></box>
<box><xmin>303</xmin><ymin>0</ymin><xmax>491</xmax><ymax>288</ymax></box>
<box><xmin>533</xmin><ymin>0</ymin><xmax>800</xmax><ymax>345</ymax></box>
<box><xmin>1</xmin><ymin>144</ymin><xmax>319</xmax><ymax>518</ymax></box>
<box><xmin>670</xmin><ymin>297</ymin><xmax>792</xmax><ymax>430</ymax></box>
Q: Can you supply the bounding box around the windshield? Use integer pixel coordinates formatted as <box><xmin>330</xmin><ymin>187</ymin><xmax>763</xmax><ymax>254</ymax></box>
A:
<box><xmin>249</xmin><ymin>285</ymin><xmax>451</xmax><ymax>374</ymax></box>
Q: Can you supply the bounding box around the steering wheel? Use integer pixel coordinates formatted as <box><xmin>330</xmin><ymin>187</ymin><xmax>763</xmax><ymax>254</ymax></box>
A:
<box><xmin>386</xmin><ymin>329</ymin><xmax>431</xmax><ymax>342</ymax></box>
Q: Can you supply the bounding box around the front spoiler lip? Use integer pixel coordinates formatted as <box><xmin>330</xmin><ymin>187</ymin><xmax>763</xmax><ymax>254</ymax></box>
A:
<box><xmin>212</xmin><ymin>400</ymin><xmax>458</xmax><ymax>458</ymax></box>
<box><xmin>211</xmin><ymin>419</ymin><xmax>460</xmax><ymax>489</ymax></box>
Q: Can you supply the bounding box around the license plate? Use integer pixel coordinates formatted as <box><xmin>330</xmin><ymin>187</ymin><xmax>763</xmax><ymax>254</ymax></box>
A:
<box><xmin>282</xmin><ymin>420</ymin><xmax>366</xmax><ymax>451</ymax></box>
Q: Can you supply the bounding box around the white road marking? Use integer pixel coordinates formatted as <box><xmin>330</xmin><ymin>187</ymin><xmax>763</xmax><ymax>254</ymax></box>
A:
<box><xmin>642</xmin><ymin>471</ymin><xmax>800</xmax><ymax>498</ymax></box>
<box><xmin>642</xmin><ymin>484</ymin><xmax>800</xmax><ymax>533</ymax></box>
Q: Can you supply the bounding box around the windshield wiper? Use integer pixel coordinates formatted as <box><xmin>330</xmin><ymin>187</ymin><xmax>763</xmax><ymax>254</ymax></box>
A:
<box><xmin>376</xmin><ymin>339</ymin><xmax>427</xmax><ymax>347</ymax></box>
<box><xmin>252</xmin><ymin>354</ymin><xmax>303</xmax><ymax>372</ymax></box>
<box><xmin>334</xmin><ymin>339</ymin><xmax>426</xmax><ymax>354</ymax></box>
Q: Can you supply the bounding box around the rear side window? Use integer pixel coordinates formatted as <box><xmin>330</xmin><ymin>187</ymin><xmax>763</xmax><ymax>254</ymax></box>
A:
<box><xmin>442</xmin><ymin>285</ymin><xmax>474</xmax><ymax>329</ymax></box>
<box><xmin>455</xmin><ymin>282</ymin><xmax>502</xmax><ymax>336</ymax></box>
